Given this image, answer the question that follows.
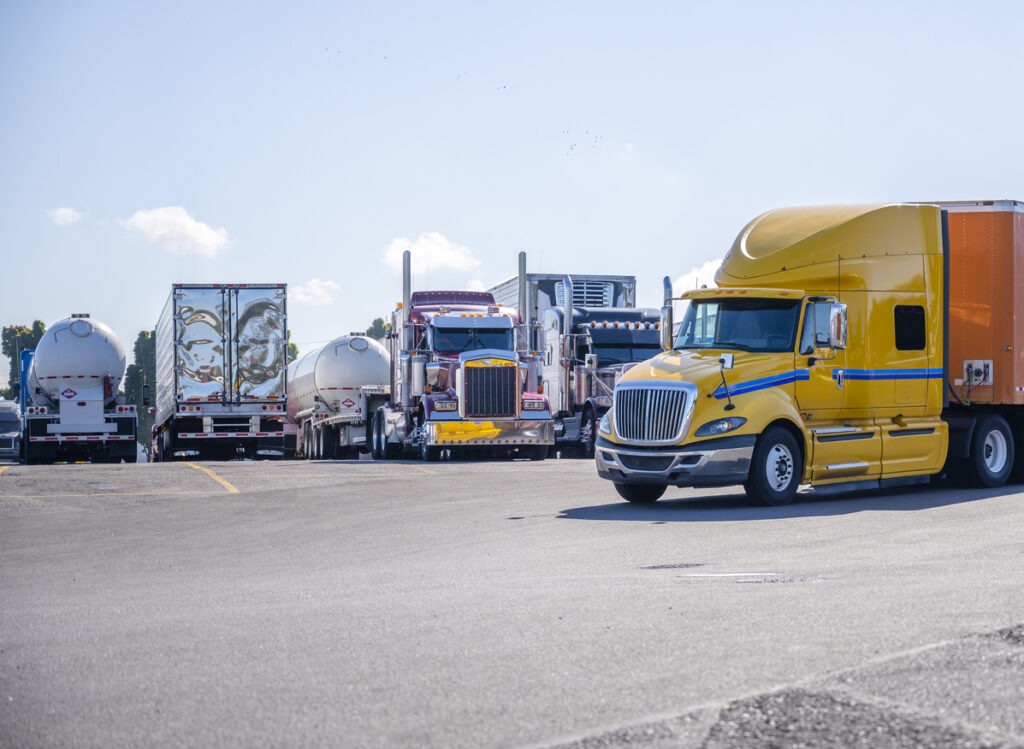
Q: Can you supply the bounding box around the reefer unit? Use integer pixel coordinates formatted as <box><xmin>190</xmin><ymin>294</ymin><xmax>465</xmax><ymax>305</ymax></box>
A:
<box><xmin>153</xmin><ymin>284</ymin><xmax>288</xmax><ymax>460</ymax></box>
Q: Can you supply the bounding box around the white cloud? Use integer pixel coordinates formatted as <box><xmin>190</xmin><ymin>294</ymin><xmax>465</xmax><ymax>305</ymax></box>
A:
<box><xmin>384</xmin><ymin>232</ymin><xmax>481</xmax><ymax>274</ymax></box>
<box><xmin>673</xmin><ymin>258</ymin><xmax>721</xmax><ymax>296</ymax></box>
<box><xmin>466</xmin><ymin>279</ymin><xmax>486</xmax><ymax>292</ymax></box>
<box><xmin>123</xmin><ymin>206</ymin><xmax>228</xmax><ymax>257</ymax></box>
<box><xmin>293</xmin><ymin>278</ymin><xmax>340</xmax><ymax>306</ymax></box>
<box><xmin>48</xmin><ymin>207</ymin><xmax>83</xmax><ymax>226</ymax></box>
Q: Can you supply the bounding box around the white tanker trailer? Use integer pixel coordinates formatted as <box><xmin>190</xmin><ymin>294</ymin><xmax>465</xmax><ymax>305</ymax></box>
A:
<box><xmin>286</xmin><ymin>333</ymin><xmax>390</xmax><ymax>459</ymax></box>
<box><xmin>22</xmin><ymin>314</ymin><xmax>138</xmax><ymax>464</ymax></box>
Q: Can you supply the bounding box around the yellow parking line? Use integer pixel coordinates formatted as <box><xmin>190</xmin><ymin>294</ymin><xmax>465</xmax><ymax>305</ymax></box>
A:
<box><xmin>185</xmin><ymin>462</ymin><xmax>239</xmax><ymax>494</ymax></box>
<box><xmin>414</xmin><ymin>466</ymin><xmax>437</xmax><ymax>475</ymax></box>
<box><xmin>0</xmin><ymin>466</ymin><xmax>10</xmax><ymax>477</ymax></box>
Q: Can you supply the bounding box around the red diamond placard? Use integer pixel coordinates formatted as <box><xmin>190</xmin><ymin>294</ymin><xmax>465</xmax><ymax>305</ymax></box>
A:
<box><xmin>341</xmin><ymin>398</ymin><xmax>356</xmax><ymax>408</ymax></box>
<box><xmin>61</xmin><ymin>388</ymin><xmax>78</xmax><ymax>399</ymax></box>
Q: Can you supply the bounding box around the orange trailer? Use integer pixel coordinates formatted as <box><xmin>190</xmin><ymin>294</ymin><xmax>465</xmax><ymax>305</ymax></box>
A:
<box><xmin>943</xmin><ymin>200</ymin><xmax>1024</xmax><ymax>406</ymax></box>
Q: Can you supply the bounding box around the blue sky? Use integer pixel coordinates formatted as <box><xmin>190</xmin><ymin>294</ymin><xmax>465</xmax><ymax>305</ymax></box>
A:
<box><xmin>2</xmin><ymin>1</ymin><xmax>1022</xmax><ymax>379</ymax></box>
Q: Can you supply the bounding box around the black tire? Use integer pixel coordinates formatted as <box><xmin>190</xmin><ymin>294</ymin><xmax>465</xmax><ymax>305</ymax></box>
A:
<box><xmin>744</xmin><ymin>426</ymin><xmax>802</xmax><ymax>506</ymax></box>
<box><xmin>614</xmin><ymin>483</ymin><xmax>666</xmax><ymax>503</ymax></box>
<box><xmin>965</xmin><ymin>414</ymin><xmax>1013</xmax><ymax>488</ymax></box>
<box><xmin>579</xmin><ymin>410</ymin><xmax>597</xmax><ymax>460</ymax></box>
<box><xmin>370</xmin><ymin>411</ymin><xmax>383</xmax><ymax>460</ymax></box>
<box><xmin>1010</xmin><ymin>419</ymin><xmax>1024</xmax><ymax>484</ymax></box>
<box><xmin>420</xmin><ymin>439</ymin><xmax>439</xmax><ymax>462</ymax></box>
<box><xmin>529</xmin><ymin>445</ymin><xmax>548</xmax><ymax>461</ymax></box>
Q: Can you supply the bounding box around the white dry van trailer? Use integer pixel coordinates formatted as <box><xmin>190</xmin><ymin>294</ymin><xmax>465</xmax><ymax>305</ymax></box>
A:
<box><xmin>153</xmin><ymin>284</ymin><xmax>289</xmax><ymax>460</ymax></box>
<box><xmin>21</xmin><ymin>314</ymin><xmax>138</xmax><ymax>464</ymax></box>
<box><xmin>286</xmin><ymin>333</ymin><xmax>390</xmax><ymax>459</ymax></box>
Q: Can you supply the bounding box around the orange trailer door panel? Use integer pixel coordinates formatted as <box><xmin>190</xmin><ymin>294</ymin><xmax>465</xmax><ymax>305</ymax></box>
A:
<box><xmin>943</xmin><ymin>201</ymin><xmax>1024</xmax><ymax>405</ymax></box>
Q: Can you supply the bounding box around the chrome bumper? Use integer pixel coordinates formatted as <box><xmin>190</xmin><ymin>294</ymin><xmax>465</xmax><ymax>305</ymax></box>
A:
<box><xmin>425</xmin><ymin>419</ymin><xmax>555</xmax><ymax>447</ymax></box>
<box><xmin>594</xmin><ymin>434</ymin><xmax>755</xmax><ymax>487</ymax></box>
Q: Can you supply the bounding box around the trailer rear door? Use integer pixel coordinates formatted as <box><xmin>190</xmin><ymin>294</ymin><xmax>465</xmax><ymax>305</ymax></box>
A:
<box><xmin>229</xmin><ymin>287</ymin><xmax>287</xmax><ymax>402</ymax></box>
<box><xmin>176</xmin><ymin>287</ymin><xmax>229</xmax><ymax>401</ymax></box>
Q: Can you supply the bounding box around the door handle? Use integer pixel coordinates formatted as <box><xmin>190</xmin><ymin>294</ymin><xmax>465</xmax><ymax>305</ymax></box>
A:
<box><xmin>835</xmin><ymin>369</ymin><xmax>845</xmax><ymax>390</ymax></box>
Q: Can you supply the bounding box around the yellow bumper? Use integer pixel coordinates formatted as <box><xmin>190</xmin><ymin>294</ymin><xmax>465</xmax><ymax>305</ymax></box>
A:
<box><xmin>425</xmin><ymin>419</ymin><xmax>554</xmax><ymax>447</ymax></box>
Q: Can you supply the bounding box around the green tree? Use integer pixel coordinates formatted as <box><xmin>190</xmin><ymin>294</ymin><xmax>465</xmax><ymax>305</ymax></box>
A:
<box><xmin>286</xmin><ymin>330</ymin><xmax>299</xmax><ymax>363</ymax></box>
<box><xmin>123</xmin><ymin>330</ymin><xmax>156</xmax><ymax>445</ymax></box>
<box><xmin>1</xmin><ymin>321</ymin><xmax>46</xmax><ymax>400</ymax></box>
<box><xmin>366</xmin><ymin>317</ymin><xmax>387</xmax><ymax>340</ymax></box>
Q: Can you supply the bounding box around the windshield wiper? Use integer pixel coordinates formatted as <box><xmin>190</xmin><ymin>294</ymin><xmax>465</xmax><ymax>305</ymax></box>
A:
<box><xmin>716</xmin><ymin>341</ymin><xmax>751</xmax><ymax>351</ymax></box>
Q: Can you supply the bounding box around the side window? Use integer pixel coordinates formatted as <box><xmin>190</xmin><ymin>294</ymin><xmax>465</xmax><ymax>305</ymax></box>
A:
<box><xmin>692</xmin><ymin>303</ymin><xmax>717</xmax><ymax>344</ymax></box>
<box><xmin>799</xmin><ymin>303</ymin><xmax>833</xmax><ymax>354</ymax></box>
<box><xmin>894</xmin><ymin>305</ymin><xmax>925</xmax><ymax>351</ymax></box>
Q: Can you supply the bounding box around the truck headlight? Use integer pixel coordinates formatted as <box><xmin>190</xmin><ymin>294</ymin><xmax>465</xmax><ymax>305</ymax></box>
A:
<box><xmin>433</xmin><ymin>400</ymin><xmax>458</xmax><ymax>411</ymax></box>
<box><xmin>598</xmin><ymin>413</ymin><xmax>611</xmax><ymax>436</ymax></box>
<box><xmin>521</xmin><ymin>399</ymin><xmax>546</xmax><ymax>411</ymax></box>
<box><xmin>694</xmin><ymin>416</ymin><xmax>747</xmax><ymax>437</ymax></box>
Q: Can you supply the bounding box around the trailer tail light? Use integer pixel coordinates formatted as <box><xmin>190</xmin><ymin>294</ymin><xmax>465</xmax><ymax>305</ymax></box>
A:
<box><xmin>115</xmin><ymin>405</ymin><xmax>137</xmax><ymax>413</ymax></box>
<box><xmin>27</xmin><ymin>406</ymin><xmax>49</xmax><ymax>415</ymax></box>
<box><xmin>179</xmin><ymin>405</ymin><xmax>202</xmax><ymax>412</ymax></box>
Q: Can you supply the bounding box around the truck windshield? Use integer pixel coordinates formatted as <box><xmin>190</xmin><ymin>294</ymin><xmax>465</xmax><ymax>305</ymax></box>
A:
<box><xmin>675</xmin><ymin>298</ymin><xmax>801</xmax><ymax>353</ymax></box>
<box><xmin>590</xmin><ymin>344</ymin><xmax>661</xmax><ymax>366</ymax></box>
<box><xmin>432</xmin><ymin>327</ymin><xmax>514</xmax><ymax>354</ymax></box>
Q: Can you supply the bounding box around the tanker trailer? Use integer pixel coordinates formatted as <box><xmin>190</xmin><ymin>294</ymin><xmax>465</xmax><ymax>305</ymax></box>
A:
<box><xmin>287</xmin><ymin>333</ymin><xmax>390</xmax><ymax>459</ymax></box>
<box><xmin>22</xmin><ymin>314</ymin><xmax>138</xmax><ymax>464</ymax></box>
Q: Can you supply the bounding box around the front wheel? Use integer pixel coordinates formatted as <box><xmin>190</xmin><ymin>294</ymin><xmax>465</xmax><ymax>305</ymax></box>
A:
<box><xmin>420</xmin><ymin>438</ymin><xmax>439</xmax><ymax>462</ymax></box>
<box><xmin>744</xmin><ymin>427</ymin><xmax>802</xmax><ymax>506</ymax></box>
<box><xmin>614</xmin><ymin>483</ymin><xmax>666</xmax><ymax>503</ymax></box>
<box><xmin>371</xmin><ymin>410</ymin><xmax>384</xmax><ymax>460</ymax></box>
<box><xmin>579</xmin><ymin>410</ymin><xmax>597</xmax><ymax>460</ymax></box>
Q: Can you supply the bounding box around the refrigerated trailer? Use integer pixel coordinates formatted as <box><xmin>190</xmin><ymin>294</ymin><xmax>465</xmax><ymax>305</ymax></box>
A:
<box><xmin>153</xmin><ymin>284</ymin><xmax>288</xmax><ymax>461</ymax></box>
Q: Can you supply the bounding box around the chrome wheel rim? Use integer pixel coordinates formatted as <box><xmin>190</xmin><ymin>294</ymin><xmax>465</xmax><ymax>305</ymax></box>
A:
<box><xmin>766</xmin><ymin>443</ymin><xmax>794</xmax><ymax>491</ymax></box>
<box><xmin>983</xmin><ymin>429</ymin><xmax>1008</xmax><ymax>474</ymax></box>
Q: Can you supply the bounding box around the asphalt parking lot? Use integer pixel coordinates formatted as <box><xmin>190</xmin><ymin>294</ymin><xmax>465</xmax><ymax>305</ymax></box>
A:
<box><xmin>2</xmin><ymin>458</ymin><xmax>1023</xmax><ymax>748</ymax></box>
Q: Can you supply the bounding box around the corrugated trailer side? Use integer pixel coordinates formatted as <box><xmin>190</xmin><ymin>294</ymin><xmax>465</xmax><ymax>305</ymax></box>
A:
<box><xmin>944</xmin><ymin>200</ymin><xmax>1024</xmax><ymax>405</ymax></box>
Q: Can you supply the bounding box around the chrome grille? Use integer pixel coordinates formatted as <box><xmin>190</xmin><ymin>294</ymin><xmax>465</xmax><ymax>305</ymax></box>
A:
<box><xmin>615</xmin><ymin>385</ymin><xmax>689</xmax><ymax>444</ymax></box>
<box><xmin>0</xmin><ymin>437</ymin><xmax>12</xmax><ymax>450</ymax></box>
<box><xmin>464</xmin><ymin>366</ymin><xmax>518</xmax><ymax>418</ymax></box>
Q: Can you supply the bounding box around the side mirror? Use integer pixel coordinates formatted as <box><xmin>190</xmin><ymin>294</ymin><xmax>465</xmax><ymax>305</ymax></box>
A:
<box><xmin>719</xmin><ymin>353</ymin><xmax>734</xmax><ymax>369</ymax></box>
<box><xmin>660</xmin><ymin>305</ymin><xmax>674</xmax><ymax>351</ymax></box>
<box><xmin>142</xmin><ymin>385</ymin><xmax>151</xmax><ymax>407</ymax></box>
<box><xmin>425</xmin><ymin>362</ymin><xmax>441</xmax><ymax>388</ymax></box>
<box><xmin>584</xmin><ymin>353</ymin><xmax>598</xmax><ymax>371</ymax></box>
<box><xmin>829</xmin><ymin>303</ymin><xmax>848</xmax><ymax>350</ymax></box>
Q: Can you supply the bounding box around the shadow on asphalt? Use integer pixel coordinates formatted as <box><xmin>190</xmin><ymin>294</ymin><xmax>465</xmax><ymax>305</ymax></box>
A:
<box><xmin>558</xmin><ymin>482</ymin><xmax>1023</xmax><ymax>522</ymax></box>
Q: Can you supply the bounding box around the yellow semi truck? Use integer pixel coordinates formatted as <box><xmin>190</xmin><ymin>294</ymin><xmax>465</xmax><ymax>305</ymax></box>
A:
<box><xmin>596</xmin><ymin>201</ymin><xmax>1024</xmax><ymax>505</ymax></box>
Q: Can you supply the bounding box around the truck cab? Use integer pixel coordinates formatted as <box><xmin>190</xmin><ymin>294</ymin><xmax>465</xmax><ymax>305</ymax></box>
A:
<box><xmin>597</xmin><ymin>203</ymin><xmax>952</xmax><ymax>505</ymax></box>
<box><xmin>371</xmin><ymin>253</ymin><xmax>554</xmax><ymax>461</ymax></box>
<box><xmin>541</xmin><ymin>304</ymin><xmax>662</xmax><ymax>456</ymax></box>
<box><xmin>0</xmin><ymin>400</ymin><xmax>20</xmax><ymax>462</ymax></box>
